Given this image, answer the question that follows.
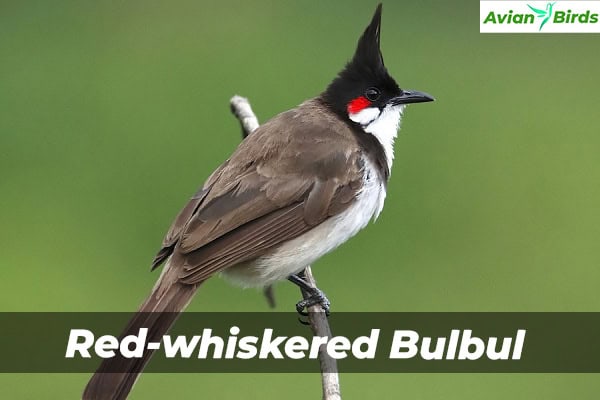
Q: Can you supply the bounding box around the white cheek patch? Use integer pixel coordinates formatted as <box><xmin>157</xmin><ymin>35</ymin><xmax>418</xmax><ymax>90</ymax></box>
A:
<box><xmin>349</xmin><ymin>107</ymin><xmax>380</xmax><ymax>126</ymax></box>
<box><xmin>363</xmin><ymin>104</ymin><xmax>404</xmax><ymax>172</ymax></box>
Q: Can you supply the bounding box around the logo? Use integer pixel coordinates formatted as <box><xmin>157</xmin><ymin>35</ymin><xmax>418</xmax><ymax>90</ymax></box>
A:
<box><xmin>480</xmin><ymin>1</ymin><xmax>600</xmax><ymax>33</ymax></box>
<box><xmin>528</xmin><ymin>2</ymin><xmax>555</xmax><ymax>31</ymax></box>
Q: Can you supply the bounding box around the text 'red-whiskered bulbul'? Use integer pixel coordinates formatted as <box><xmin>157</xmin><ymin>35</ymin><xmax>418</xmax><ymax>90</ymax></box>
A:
<box><xmin>84</xmin><ymin>4</ymin><xmax>433</xmax><ymax>399</ymax></box>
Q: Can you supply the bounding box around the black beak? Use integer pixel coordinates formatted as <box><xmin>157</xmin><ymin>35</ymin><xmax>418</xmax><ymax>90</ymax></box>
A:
<box><xmin>390</xmin><ymin>90</ymin><xmax>435</xmax><ymax>105</ymax></box>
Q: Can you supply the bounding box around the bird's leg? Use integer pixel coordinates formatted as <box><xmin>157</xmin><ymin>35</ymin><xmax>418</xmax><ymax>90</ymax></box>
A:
<box><xmin>288</xmin><ymin>272</ymin><xmax>331</xmax><ymax>316</ymax></box>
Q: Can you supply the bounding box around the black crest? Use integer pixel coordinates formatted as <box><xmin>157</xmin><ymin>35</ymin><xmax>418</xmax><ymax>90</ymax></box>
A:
<box><xmin>322</xmin><ymin>4</ymin><xmax>400</xmax><ymax>115</ymax></box>
<box><xmin>351</xmin><ymin>3</ymin><xmax>386</xmax><ymax>79</ymax></box>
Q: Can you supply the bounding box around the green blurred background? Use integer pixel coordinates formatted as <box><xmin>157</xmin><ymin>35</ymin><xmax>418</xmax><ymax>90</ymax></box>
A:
<box><xmin>1</xmin><ymin>0</ymin><xmax>599</xmax><ymax>398</ymax></box>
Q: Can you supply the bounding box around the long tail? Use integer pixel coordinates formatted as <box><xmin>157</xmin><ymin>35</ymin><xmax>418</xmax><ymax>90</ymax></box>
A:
<box><xmin>83</xmin><ymin>259</ymin><xmax>201</xmax><ymax>400</ymax></box>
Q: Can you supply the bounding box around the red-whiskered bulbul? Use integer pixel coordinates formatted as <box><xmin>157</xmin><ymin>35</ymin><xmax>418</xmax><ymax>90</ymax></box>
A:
<box><xmin>83</xmin><ymin>4</ymin><xmax>433</xmax><ymax>399</ymax></box>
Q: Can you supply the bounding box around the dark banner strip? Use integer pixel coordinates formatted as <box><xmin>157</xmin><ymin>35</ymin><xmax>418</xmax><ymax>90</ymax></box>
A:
<box><xmin>1</xmin><ymin>312</ymin><xmax>598</xmax><ymax>373</ymax></box>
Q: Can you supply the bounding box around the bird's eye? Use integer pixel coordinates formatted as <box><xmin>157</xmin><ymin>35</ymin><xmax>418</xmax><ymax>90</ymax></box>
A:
<box><xmin>365</xmin><ymin>87</ymin><xmax>380</xmax><ymax>101</ymax></box>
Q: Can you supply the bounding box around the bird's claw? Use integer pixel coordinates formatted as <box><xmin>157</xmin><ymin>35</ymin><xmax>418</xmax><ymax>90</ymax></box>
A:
<box><xmin>295</xmin><ymin>287</ymin><xmax>331</xmax><ymax>317</ymax></box>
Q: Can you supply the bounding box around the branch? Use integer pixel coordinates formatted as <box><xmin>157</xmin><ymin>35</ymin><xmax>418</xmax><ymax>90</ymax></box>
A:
<box><xmin>299</xmin><ymin>266</ymin><xmax>342</xmax><ymax>400</ymax></box>
<box><xmin>230</xmin><ymin>95</ymin><xmax>260</xmax><ymax>138</ymax></box>
<box><xmin>229</xmin><ymin>95</ymin><xmax>341</xmax><ymax>400</ymax></box>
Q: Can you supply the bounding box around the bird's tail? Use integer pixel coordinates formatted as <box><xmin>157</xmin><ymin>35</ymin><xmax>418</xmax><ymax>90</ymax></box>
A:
<box><xmin>83</xmin><ymin>258</ymin><xmax>201</xmax><ymax>400</ymax></box>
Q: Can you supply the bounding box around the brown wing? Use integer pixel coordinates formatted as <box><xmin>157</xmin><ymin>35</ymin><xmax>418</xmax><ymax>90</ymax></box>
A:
<box><xmin>150</xmin><ymin>160</ymin><xmax>231</xmax><ymax>269</ymax></box>
<box><xmin>178</xmin><ymin>173</ymin><xmax>361</xmax><ymax>284</ymax></box>
<box><xmin>152</xmin><ymin>98</ymin><xmax>364</xmax><ymax>283</ymax></box>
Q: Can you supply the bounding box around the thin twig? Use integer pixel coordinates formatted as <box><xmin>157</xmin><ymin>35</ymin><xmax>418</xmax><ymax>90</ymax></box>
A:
<box><xmin>299</xmin><ymin>266</ymin><xmax>342</xmax><ymax>400</ymax></box>
<box><xmin>229</xmin><ymin>95</ymin><xmax>341</xmax><ymax>400</ymax></box>
<box><xmin>230</xmin><ymin>95</ymin><xmax>260</xmax><ymax>138</ymax></box>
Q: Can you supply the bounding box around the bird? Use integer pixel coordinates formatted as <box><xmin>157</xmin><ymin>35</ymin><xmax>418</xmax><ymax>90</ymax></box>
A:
<box><xmin>528</xmin><ymin>2</ymin><xmax>555</xmax><ymax>31</ymax></box>
<box><xmin>83</xmin><ymin>4</ymin><xmax>433</xmax><ymax>399</ymax></box>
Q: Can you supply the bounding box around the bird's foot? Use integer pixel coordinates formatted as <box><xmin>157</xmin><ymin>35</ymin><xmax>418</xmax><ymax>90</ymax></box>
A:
<box><xmin>295</xmin><ymin>287</ymin><xmax>331</xmax><ymax>316</ymax></box>
<box><xmin>288</xmin><ymin>273</ymin><xmax>331</xmax><ymax>316</ymax></box>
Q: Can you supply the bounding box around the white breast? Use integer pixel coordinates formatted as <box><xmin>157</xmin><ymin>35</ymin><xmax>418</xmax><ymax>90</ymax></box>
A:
<box><xmin>221</xmin><ymin>158</ymin><xmax>386</xmax><ymax>288</ymax></box>
<box><xmin>363</xmin><ymin>104</ymin><xmax>404</xmax><ymax>173</ymax></box>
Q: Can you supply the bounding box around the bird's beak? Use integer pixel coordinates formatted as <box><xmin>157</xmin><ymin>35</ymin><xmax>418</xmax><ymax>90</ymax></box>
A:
<box><xmin>390</xmin><ymin>90</ymin><xmax>435</xmax><ymax>105</ymax></box>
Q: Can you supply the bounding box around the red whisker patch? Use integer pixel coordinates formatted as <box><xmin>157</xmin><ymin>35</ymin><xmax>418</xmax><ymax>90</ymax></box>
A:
<box><xmin>347</xmin><ymin>96</ymin><xmax>371</xmax><ymax>114</ymax></box>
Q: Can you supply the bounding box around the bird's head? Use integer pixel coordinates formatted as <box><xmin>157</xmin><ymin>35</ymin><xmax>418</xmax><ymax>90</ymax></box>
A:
<box><xmin>322</xmin><ymin>4</ymin><xmax>433</xmax><ymax>134</ymax></box>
